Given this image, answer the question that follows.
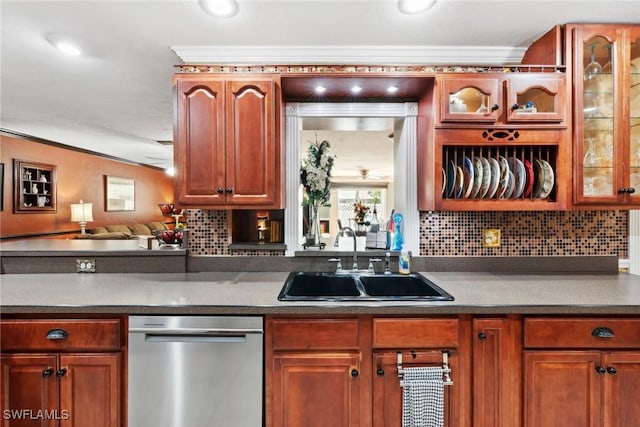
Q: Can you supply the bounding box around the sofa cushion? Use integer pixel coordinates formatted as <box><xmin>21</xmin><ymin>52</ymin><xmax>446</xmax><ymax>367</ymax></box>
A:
<box><xmin>146</xmin><ymin>222</ymin><xmax>169</xmax><ymax>232</ymax></box>
<box><xmin>106</xmin><ymin>225</ymin><xmax>133</xmax><ymax>235</ymax></box>
<box><xmin>75</xmin><ymin>232</ymin><xmax>131</xmax><ymax>240</ymax></box>
<box><xmin>86</xmin><ymin>226</ymin><xmax>109</xmax><ymax>235</ymax></box>
<box><xmin>127</xmin><ymin>224</ymin><xmax>152</xmax><ymax>235</ymax></box>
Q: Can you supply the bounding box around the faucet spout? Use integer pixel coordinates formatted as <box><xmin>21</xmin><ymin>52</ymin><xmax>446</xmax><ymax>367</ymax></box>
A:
<box><xmin>336</xmin><ymin>226</ymin><xmax>358</xmax><ymax>271</ymax></box>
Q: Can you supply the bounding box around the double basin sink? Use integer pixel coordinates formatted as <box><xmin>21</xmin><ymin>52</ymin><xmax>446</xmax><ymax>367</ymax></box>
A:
<box><xmin>278</xmin><ymin>271</ymin><xmax>454</xmax><ymax>302</ymax></box>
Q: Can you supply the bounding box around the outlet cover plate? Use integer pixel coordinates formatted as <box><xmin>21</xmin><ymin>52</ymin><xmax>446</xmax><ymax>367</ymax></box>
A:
<box><xmin>76</xmin><ymin>259</ymin><xmax>96</xmax><ymax>273</ymax></box>
<box><xmin>483</xmin><ymin>229</ymin><xmax>501</xmax><ymax>247</ymax></box>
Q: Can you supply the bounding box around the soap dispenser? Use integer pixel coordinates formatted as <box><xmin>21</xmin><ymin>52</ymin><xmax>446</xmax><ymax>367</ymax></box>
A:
<box><xmin>391</xmin><ymin>212</ymin><xmax>403</xmax><ymax>251</ymax></box>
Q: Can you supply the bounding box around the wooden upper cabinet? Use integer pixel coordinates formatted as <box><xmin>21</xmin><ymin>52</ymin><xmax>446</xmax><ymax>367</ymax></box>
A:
<box><xmin>173</xmin><ymin>74</ymin><xmax>282</xmax><ymax>209</ymax></box>
<box><xmin>438</xmin><ymin>74</ymin><xmax>566</xmax><ymax>125</ymax></box>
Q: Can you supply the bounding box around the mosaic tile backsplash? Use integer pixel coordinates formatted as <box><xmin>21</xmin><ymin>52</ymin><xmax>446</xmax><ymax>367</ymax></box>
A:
<box><xmin>186</xmin><ymin>209</ymin><xmax>628</xmax><ymax>258</ymax></box>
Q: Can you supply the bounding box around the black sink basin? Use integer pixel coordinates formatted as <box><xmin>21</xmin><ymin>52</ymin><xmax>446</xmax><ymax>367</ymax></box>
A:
<box><xmin>359</xmin><ymin>274</ymin><xmax>453</xmax><ymax>300</ymax></box>
<box><xmin>278</xmin><ymin>272</ymin><xmax>454</xmax><ymax>302</ymax></box>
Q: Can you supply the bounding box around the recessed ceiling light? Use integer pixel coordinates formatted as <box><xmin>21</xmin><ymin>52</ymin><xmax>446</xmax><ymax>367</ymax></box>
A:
<box><xmin>397</xmin><ymin>0</ymin><xmax>438</xmax><ymax>14</ymax></box>
<box><xmin>315</xmin><ymin>85</ymin><xmax>327</xmax><ymax>94</ymax></box>
<box><xmin>387</xmin><ymin>85</ymin><xmax>399</xmax><ymax>94</ymax></box>
<box><xmin>46</xmin><ymin>34</ymin><xmax>82</xmax><ymax>56</ymax></box>
<box><xmin>165</xmin><ymin>166</ymin><xmax>176</xmax><ymax>176</ymax></box>
<box><xmin>351</xmin><ymin>85</ymin><xmax>363</xmax><ymax>94</ymax></box>
<box><xmin>199</xmin><ymin>0</ymin><xmax>239</xmax><ymax>18</ymax></box>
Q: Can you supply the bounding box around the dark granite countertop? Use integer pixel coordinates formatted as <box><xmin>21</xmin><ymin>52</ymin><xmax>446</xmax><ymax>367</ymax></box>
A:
<box><xmin>1</xmin><ymin>271</ymin><xmax>639</xmax><ymax>315</ymax></box>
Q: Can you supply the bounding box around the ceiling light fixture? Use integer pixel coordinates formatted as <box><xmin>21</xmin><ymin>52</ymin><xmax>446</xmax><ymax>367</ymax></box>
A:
<box><xmin>387</xmin><ymin>85</ymin><xmax>399</xmax><ymax>94</ymax></box>
<box><xmin>314</xmin><ymin>85</ymin><xmax>327</xmax><ymax>94</ymax></box>
<box><xmin>46</xmin><ymin>34</ymin><xmax>82</xmax><ymax>56</ymax></box>
<box><xmin>199</xmin><ymin>0</ymin><xmax>239</xmax><ymax>18</ymax></box>
<box><xmin>397</xmin><ymin>0</ymin><xmax>438</xmax><ymax>14</ymax></box>
<box><xmin>351</xmin><ymin>85</ymin><xmax>363</xmax><ymax>94</ymax></box>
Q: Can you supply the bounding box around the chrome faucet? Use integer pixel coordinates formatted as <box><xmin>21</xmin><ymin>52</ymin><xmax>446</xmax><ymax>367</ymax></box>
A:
<box><xmin>334</xmin><ymin>226</ymin><xmax>358</xmax><ymax>271</ymax></box>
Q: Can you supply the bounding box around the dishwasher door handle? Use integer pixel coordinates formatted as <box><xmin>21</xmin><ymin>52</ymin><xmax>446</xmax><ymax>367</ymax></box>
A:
<box><xmin>143</xmin><ymin>334</ymin><xmax>249</xmax><ymax>343</ymax></box>
<box><xmin>129</xmin><ymin>327</ymin><xmax>263</xmax><ymax>335</ymax></box>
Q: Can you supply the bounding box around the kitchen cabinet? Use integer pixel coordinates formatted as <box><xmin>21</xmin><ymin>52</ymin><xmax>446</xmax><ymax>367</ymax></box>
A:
<box><xmin>13</xmin><ymin>160</ymin><xmax>56</xmax><ymax>213</ymax></box>
<box><xmin>265</xmin><ymin>317</ymin><xmax>368</xmax><ymax>427</ymax></box>
<box><xmin>371</xmin><ymin>317</ymin><xmax>470</xmax><ymax>427</ymax></box>
<box><xmin>472</xmin><ymin>317</ymin><xmax>522</xmax><ymax>427</ymax></box>
<box><xmin>173</xmin><ymin>74</ymin><xmax>282</xmax><ymax>209</ymax></box>
<box><xmin>426</xmin><ymin>73</ymin><xmax>570</xmax><ymax>211</ymax></box>
<box><xmin>570</xmin><ymin>25</ymin><xmax>640</xmax><ymax>206</ymax></box>
<box><xmin>0</xmin><ymin>318</ymin><xmax>125</xmax><ymax>427</ymax></box>
<box><xmin>523</xmin><ymin>317</ymin><xmax>640</xmax><ymax>427</ymax></box>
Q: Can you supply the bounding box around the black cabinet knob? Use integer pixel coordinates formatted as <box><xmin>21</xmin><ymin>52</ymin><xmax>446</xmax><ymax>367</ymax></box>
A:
<box><xmin>628</xmin><ymin>187</ymin><xmax>636</xmax><ymax>194</ymax></box>
<box><xmin>56</xmin><ymin>368</ymin><xmax>67</xmax><ymax>378</ymax></box>
<box><xmin>491</xmin><ymin>104</ymin><xmax>500</xmax><ymax>112</ymax></box>
<box><xmin>376</xmin><ymin>368</ymin><xmax>385</xmax><ymax>376</ymax></box>
<box><xmin>225</xmin><ymin>187</ymin><xmax>233</xmax><ymax>194</ymax></box>
<box><xmin>511</xmin><ymin>103</ymin><xmax>520</xmax><ymax>111</ymax></box>
<box><xmin>607</xmin><ymin>367</ymin><xmax>617</xmax><ymax>375</ymax></box>
<box><xmin>595</xmin><ymin>366</ymin><xmax>606</xmax><ymax>374</ymax></box>
<box><xmin>478</xmin><ymin>332</ymin><xmax>487</xmax><ymax>341</ymax></box>
<box><xmin>42</xmin><ymin>368</ymin><xmax>53</xmax><ymax>377</ymax></box>
<box><xmin>216</xmin><ymin>187</ymin><xmax>224</xmax><ymax>194</ymax></box>
<box><xmin>351</xmin><ymin>369</ymin><xmax>359</xmax><ymax>377</ymax></box>
<box><xmin>618</xmin><ymin>188</ymin><xmax>627</xmax><ymax>194</ymax></box>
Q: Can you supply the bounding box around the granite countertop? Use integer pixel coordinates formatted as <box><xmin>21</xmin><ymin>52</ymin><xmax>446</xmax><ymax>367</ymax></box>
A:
<box><xmin>1</xmin><ymin>271</ymin><xmax>639</xmax><ymax>315</ymax></box>
<box><xmin>0</xmin><ymin>239</ymin><xmax>186</xmax><ymax>256</ymax></box>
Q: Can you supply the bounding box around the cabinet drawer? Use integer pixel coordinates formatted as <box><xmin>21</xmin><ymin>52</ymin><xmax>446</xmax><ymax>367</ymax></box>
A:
<box><xmin>524</xmin><ymin>318</ymin><xmax>640</xmax><ymax>349</ymax></box>
<box><xmin>0</xmin><ymin>319</ymin><xmax>123</xmax><ymax>351</ymax></box>
<box><xmin>373</xmin><ymin>318</ymin><xmax>459</xmax><ymax>349</ymax></box>
<box><xmin>269</xmin><ymin>319</ymin><xmax>360</xmax><ymax>350</ymax></box>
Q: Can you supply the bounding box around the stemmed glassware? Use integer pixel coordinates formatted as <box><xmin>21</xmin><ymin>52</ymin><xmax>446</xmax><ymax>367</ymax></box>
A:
<box><xmin>584</xmin><ymin>43</ymin><xmax>602</xmax><ymax>81</ymax></box>
<box><xmin>602</xmin><ymin>45</ymin><xmax>612</xmax><ymax>73</ymax></box>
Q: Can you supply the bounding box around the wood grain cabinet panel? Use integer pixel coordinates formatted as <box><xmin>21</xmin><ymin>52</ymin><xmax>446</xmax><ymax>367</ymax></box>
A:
<box><xmin>173</xmin><ymin>74</ymin><xmax>282</xmax><ymax>209</ymax></box>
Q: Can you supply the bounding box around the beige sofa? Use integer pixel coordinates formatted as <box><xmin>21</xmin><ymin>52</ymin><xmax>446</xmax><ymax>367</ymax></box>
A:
<box><xmin>74</xmin><ymin>222</ymin><xmax>169</xmax><ymax>239</ymax></box>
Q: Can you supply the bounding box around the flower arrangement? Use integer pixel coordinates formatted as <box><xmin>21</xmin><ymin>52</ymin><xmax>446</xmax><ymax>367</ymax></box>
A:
<box><xmin>353</xmin><ymin>200</ymin><xmax>370</xmax><ymax>223</ymax></box>
<box><xmin>300</xmin><ymin>138</ymin><xmax>335</xmax><ymax>207</ymax></box>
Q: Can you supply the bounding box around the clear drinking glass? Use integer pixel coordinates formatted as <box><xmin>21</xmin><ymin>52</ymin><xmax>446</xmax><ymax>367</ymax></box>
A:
<box><xmin>584</xmin><ymin>43</ymin><xmax>602</xmax><ymax>81</ymax></box>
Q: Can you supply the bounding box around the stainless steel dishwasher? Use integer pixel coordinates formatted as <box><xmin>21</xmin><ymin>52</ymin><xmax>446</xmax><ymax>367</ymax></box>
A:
<box><xmin>128</xmin><ymin>316</ymin><xmax>263</xmax><ymax>427</ymax></box>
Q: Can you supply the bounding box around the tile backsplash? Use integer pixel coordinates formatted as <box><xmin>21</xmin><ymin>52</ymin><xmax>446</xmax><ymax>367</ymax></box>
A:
<box><xmin>186</xmin><ymin>209</ymin><xmax>629</xmax><ymax>258</ymax></box>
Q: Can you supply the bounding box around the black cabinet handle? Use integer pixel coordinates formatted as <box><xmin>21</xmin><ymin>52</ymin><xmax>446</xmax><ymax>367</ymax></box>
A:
<box><xmin>592</xmin><ymin>327</ymin><xmax>615</xmax><ymax>339</ymax></box>
<box><xmin>56</xmin><ymin>368</ymin><xmax>67</xmax><ymax>378</ymax></box>
<box><xmin>511</xmin><ymin>103</ymin><xmax>520</xmax><ymax>111</ymax></box>
<box><xmin>351</xmin><ymin>369</ymin><xmax>359</xmax><ymax>377</ymax></box>
<box><xmin>376</xmin><ymin>368</ymin><xmax>384</xmax><ymax>376</ymax></box>
<box><xmin>225</xmin><ymin>187</ymin><xmax>233</xmax><ymax>194</ymax></box>
<box><xmin>478</xmin><ymin>332</ymin><xmax>487</xmax><ymax>341</ymax></box>
<box><xmin>618</xmin><ymin>188</ymin><xmax>637</xmax><ymax>194</ymax></box>
<box><xmin>491</xmin><ymin>104</ymin><xmax>500</xmax><ymax>112</ymax></box>
<box><xmin>216</xmin><ymin>187</ymin><xmax>224</xmax><ymax>194</ymax></box>
<box><xmin>42</xmin><ymin>368</ymin><xmax>53</xmax><ymax>377</ymax></box>
<box><xmin>618</xmin><ymin>188</ymin><xmax>627</xmax><ymax>194</ymax></box>
<box><xmin>628</xmin><ymin>188</ymin><xmax>636</xmax><ymax>194</ymax></box>
<box><xmin>45</xmin><ymin>328</ymin><xmax>68</xmax><ymax>340</ymax></box>
<box><xmin>595</xmin><ymin>366</ymin><xmax>606</xmax><ymax>374</ymax></box>
<box><xmin>607</xmin><ymin>367</ymin><xmax>617</xmax><ymax>375</ymax></box>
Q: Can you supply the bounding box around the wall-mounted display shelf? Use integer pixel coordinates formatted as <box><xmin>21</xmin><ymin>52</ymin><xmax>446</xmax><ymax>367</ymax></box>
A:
<box><xmin>14</xmin><ymin>160</ymin><xmax>57</xmax><ymax>213</ymax></box>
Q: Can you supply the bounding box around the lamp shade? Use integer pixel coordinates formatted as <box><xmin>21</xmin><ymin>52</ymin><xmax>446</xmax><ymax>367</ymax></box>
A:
<box><xmin>70</xmin><ymin>200</ymin><xmax>94</xmax><ymax>222</ymax></box>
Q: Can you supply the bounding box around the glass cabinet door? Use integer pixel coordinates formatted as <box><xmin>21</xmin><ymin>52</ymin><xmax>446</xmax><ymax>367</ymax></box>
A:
<box><xmin>505</xmin><ymin>75</ymin><xmax>565</xmax><ymax>123</ymax></box>
<box><xmin>440</xmin><ymin>77</ymin><xmax>500</xmax><ymax>122</ymax></box>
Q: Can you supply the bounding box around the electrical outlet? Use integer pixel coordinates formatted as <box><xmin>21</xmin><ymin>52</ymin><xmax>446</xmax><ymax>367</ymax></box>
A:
<box><xmin>483</xmin><ymin>229</ymin><xmax>501</xmax><ymax>247</ymax></box>
<box><xmin>76</xmin><ymin>259</ymin><xmax>96</xmax><ymax>273</ymax></box>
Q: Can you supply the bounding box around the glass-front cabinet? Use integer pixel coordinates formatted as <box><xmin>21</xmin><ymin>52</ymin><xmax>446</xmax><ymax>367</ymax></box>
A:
<box><xmin>574</xmin><ymin>25</ymin><xmax>640</xmax><ymax>205</ymax></box>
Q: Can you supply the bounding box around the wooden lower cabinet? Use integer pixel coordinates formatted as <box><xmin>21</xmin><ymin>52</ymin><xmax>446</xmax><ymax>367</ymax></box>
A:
<box><xmin>523</xmin><ymin>317</ymin><xmax>640</xmax><ymax>427</ymax></box>
<box><xmin>0</xmin><ymin>318</ymin><xmax>125</xmax><ymax>427</ymax></box>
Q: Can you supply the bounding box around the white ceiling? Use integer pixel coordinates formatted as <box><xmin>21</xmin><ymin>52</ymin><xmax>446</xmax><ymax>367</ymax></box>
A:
<box><xmin>1</xmin><ymin>0</ymin><xmax>639</xmax><ymax>171</ymax></box>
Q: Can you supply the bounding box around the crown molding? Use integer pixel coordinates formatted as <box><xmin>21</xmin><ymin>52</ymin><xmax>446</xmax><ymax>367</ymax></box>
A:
<box><xmin>171</xmin><ymin>45</ymin><xmax>527</xmax><ymax>65</ymax></box>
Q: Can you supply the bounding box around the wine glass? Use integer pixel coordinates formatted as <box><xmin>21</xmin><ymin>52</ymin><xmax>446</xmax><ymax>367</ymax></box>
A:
<box><xmin>584</xmin><ymin>43</ymin><xmax>602</xmax><ymax>81</ymax></box>
<box><xmin>583</xmin><ymin>137</ymin><xmax>601</xmax><ymax>167</ymax></box>
<box><xmin>602</xmin><ymin>45</ymin><xmax>612</xmax><ymax>73</ymax></box>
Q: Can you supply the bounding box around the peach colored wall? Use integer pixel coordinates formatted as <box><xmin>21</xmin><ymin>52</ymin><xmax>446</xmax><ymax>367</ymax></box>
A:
<box><xmin>0</xmin><ymin>133</ymin><xmax>174</xmax><ymax>238</ymax></box>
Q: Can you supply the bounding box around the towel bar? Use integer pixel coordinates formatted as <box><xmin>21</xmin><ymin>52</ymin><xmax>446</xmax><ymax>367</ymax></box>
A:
<box><xmin>397</xmin><ymin>351</ymin><xmax>453</xmax><ymax>386</ymax></box>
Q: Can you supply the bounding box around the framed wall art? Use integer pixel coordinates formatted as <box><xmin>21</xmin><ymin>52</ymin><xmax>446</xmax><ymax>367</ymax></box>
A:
<box><xmin>104</xmin><ymin>175</ymin><xmax>135</xmax><ymax>211</ymax></box>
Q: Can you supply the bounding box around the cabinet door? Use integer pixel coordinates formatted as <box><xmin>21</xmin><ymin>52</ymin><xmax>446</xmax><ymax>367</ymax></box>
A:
<box><xmin>524</xmin><ymin>351</ymin><xmax>601</xmax><ymax>427</ymax></box>
<box><xmin>174</xmin><ymin>79</ymin><xmax>226</xmax><ymax>205</ymax></box>
<box><xmin>505</xmin><ymin>74</ymin><xmax>566</xmax><ymax>123</ymax></box>
<box><xmin>372</xmin><ymin>351</ymin><xmax>459</xmax><ymax>427</ymax></box>
<box><xmin>439</xmin><ymin>77</ymin><xmax>501</xmax><ymax>122</ymax></box>
<box><xmin>473</xmin><ymin>318</ymin><xmax>521</xmax><ymax>427</ymax></box>
<box><xmin>58</xmin><ymin>353</ymin><xmax>121</xmax><ymax>427</ymax></box>
<box><xmin>225</xmin><ymin>79</ymin><xmax>280</xmax><ymax>207</ymax></box>
<box><xmin>1</xmin><ymin>354</ymin><xmax>58</xmax><ymax>427</ymax></box>
<box><xmin>270</xmin><ymin>352</ymin><xmax>361</xmax><ymax>427</ymax></box>
<box><xmin>603</xmin><ymin>352</ymin><xmax>640</xmax><ymax>427</ymax></box>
